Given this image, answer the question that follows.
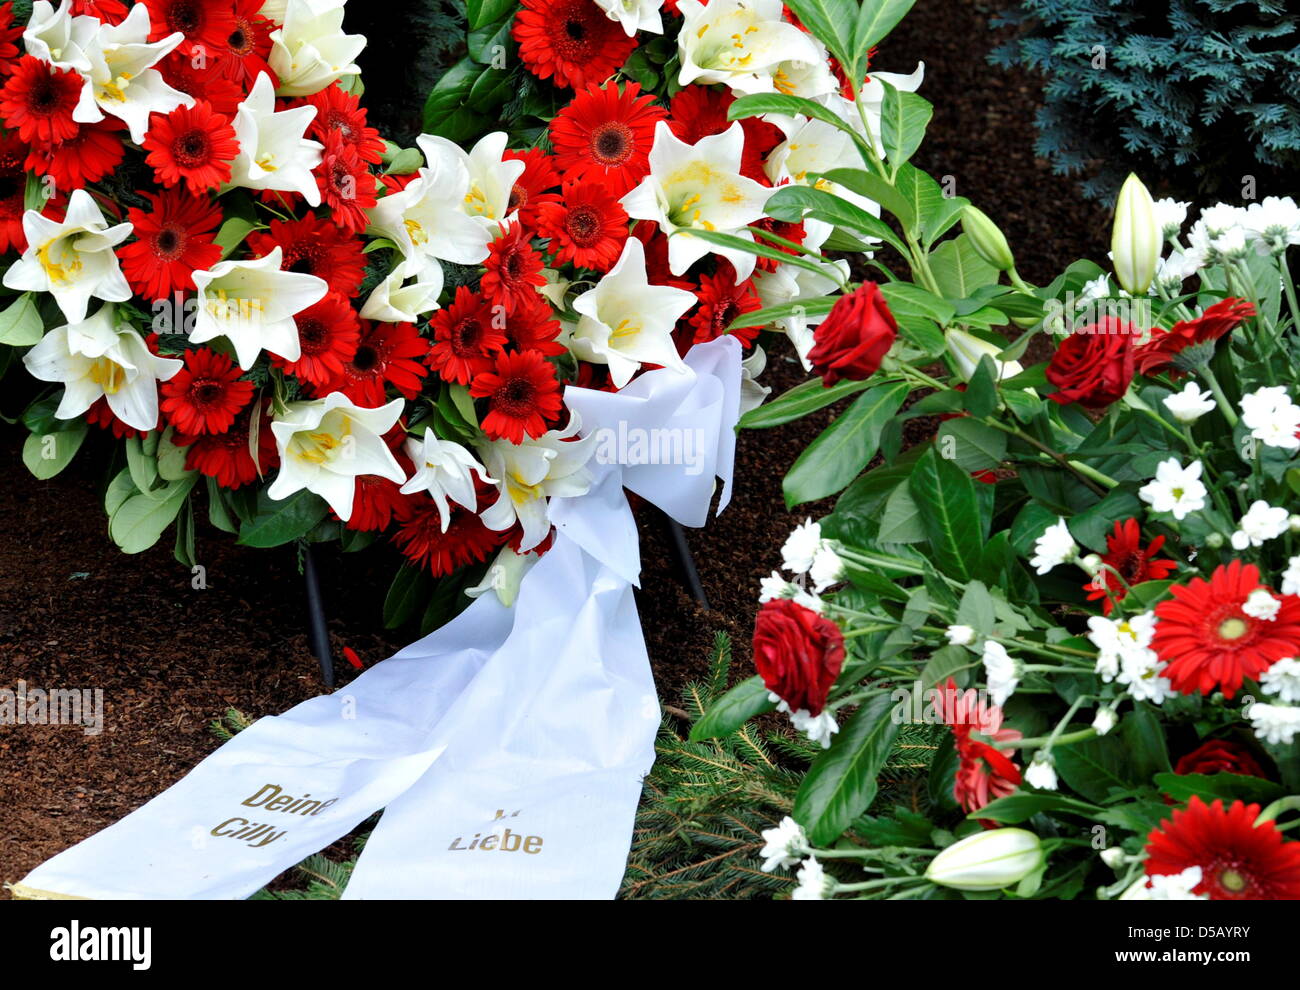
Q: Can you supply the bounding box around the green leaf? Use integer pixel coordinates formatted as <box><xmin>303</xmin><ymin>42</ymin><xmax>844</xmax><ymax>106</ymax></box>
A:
<box><xmin>879</xmin><ymin>82</ymin><xmax>931</xmax><ymax>168</ymax></box>
<box><xmin>956</xmin><ymin>580</ymin><xmax>996</xmax><ymax>636</ymax></box>
<box><xmin>1067</xmin><ymin>486</ymin><xmax>1142</xmax><ymax>552</ymax></box>
<box><xmin>156</xmin><ymin>427</ymin><xmax>194</xmax><ymax>482</ymax></box>
<box><xmin>819</xmin><ymin>167</ymin><xmax>915</xmax><ymax>231</ymax></box>
<box><xmin>762</xmin><ymin>183</ymin><xmax>908</xmax><ymax>256</ymax></box>
<box><xmin>894</xmin><ymin>165</ymin><xmax>967</xmax><ymax>246</ymax></box>
<box><xmin>794</xmin><ymin>694</ymin><xmax>901</xmax><ymax>845</ymax></box>
<box><xmin>237</xmin><ymin>489</ymin><xmax>329</xmax><ymax>548</ymax></box>
<box><xmin>920</xmin><ymin>644</ymin><xmax>976</xmax><ymax>690</ymax></box>
<box><xmin>688</xmin><ymin>675</ymin><xmax>777</xmax><ymax>741</ymax></box>
<box><xmin>1153</xmin><ymin>771</ymin><xmax>1284</xmax><ymax>806</ymax></box>
<box><xmin>1054</xmin><ymin>734</ymin><xmax>1135</xmax><ymax>804</ymax></box>
<box><xmin>782</xmin><ymin>382</ymin><xmax>908</xmax><ymax>507</ymax></box>
<box><xmin>467</xmin><ymin>0</ymin><xmax>516</xmax><ymax>30</ymax></box>
<box><xmin>124</xmin><ymin>434</ymin><xmax>161</xmax><ymax>497</ymax></box>
<box><xmin>383</xmin><ymin>563</ymin><xmax>433</xmax><ymax>629</ymax></box>
<box><xmin>780</xmin><ymin>0</ymin><xmax>856</xmax><ymax>67</ymax></box>
<box><xmin>935</xmin><ymin>418</ymin><xmax>1007</xmax><ymax>472</ymax></box>
<box><xmin>21</xmin><ymin>424</ymin><xmax>87</xmax><ymax>479</ymax></box>
<box><xmin>173</xmin><ymin>494</ymin><xmax>196</xmax><ymax>568</ymax></box>
<box><xmin>973</xmin><ymin>792</ymin><xmax>1099</xmax><ymax>824</ymax></box>
<box><xmin>739</xmin><ymin>376</ymin><xmax>869</xmax><ymax>429</ymax></box>
<box><xmin>877</xmin><ymin>482</ymin><xmax>928</xmax><ymax>543</ymax></box>
<box><xmin>1121</xmin><ymin>705</ymin><xmax>1171</xmax><ymax>783</ymax></box>
<box><xmin>930</xmin><ymin>234</ymin><xmax>1000</xmax><ymax>298</ymax></box>
<box><xmin>206</xmin><ymin>477</ymin><xmax>239</xmax><ymax>534</ymax></box>
<box><xmin>422</xmin><ymin>57</ymin><xmax>484</xmax><ymax>142</ymax></box>
<box><xmin>676</xmin><ymin>227</ymin><xmax>844</xmax><ymax>287</ymax></box>
<box><xmin>728</xmin><ymin>296</ymin><xmax>837</xmax><ymax>331</ymax></box>
<box><xmin>110</xmin><ymin>477</ymin><xmax>196</xmax><ymax>554</ymax></box>
<box><xmin>850</xmin><ymin>0</ymin><xmax>917</xmax><ymax>79</ymax></box>
<box><xmin>0</xmin><ymin>293</ymin><xmax>43</xmax><ymax>346</ymax></box>
<box><xmin>907</xmin><ymin>446</ymin><xmax>984</xmax><ymax>581</ymax></box>
<box><xmin>105</xmin><ymin>468</ymin><xmax>138</xmax><ymax>519</ymax></box>
<box><xmin>214</xmin><ymin>218</ymin><xmax>257</xmax><ymax>260</ymax></box>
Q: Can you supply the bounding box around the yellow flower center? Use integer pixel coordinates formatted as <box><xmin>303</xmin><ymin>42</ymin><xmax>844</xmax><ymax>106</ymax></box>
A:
<box><xmin>1218</xmin><ymin>617</ymin><xmax>1248</xmax><ymax>641</ymax></box>
<box><xmin>87</xmin><ymin>357</ymin><xmax>126</xmax><ymax>395</ymax></box>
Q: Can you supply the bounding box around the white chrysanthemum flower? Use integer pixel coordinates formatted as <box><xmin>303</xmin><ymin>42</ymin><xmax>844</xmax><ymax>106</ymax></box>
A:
<box><xmin>982</xmin><ymin>641</ymin><xmax>1019</xmax><ymax>706</ymax></box>
<box><xmin>791</xmin><ymin>856</ymin><xmax>831</xmax><ymax>900</ymax></box>
<box><xmin>1240</xmin><ymin>386</ymin><xmax>1300</xmax><ymax>451</ymax></box>
<box><xmin>1087</xmin><ymin>612</ymin><xmax>1156</xmax><ymax>680</ymax></box>
<box><xmin>1138</xmin><ymin>458</ymin><xmax>1207</xmax><ymax>520</ymax></box>
<box><xmin>759</xmin><ymin>570</ymin><xmax>797</xmax><ymax>603</ymax></box>
<box><xmin>945</xmin><ymin>624</ymin><xmax>976</xmax><ymax>647</ymax></box>
<box><xmin>1153</xmin><ymin>198</ymin><xmax>1190</xmax><ymax>239</ymax></box>
<box><xmin>791</xmin><ymin>589</ymin><xmax>826</xmax><ymax>615</ymax></box>
<box><xmin>1231</xmin><ymin>500</ymin><xmax>1290</xmax><ymax>550</ymax></box>
<box><xmin>1242</xmin><ymin>588</ymin><xmax>1282</xmax><ymax>621</ymax></box>
<box><xmin>1024</xmin><ymin>752</ymin><xmax>1058</xmax><ymax>791</ymax></box>
<box><xmin>1162</xmin><ymin>381</ymin><xmax>1217</xmax><ymax>424</ymax></box>
<box><xmin>791</xmin><ymin>708</ymin><xmax>839</xmax><ymax>749</ymax></box>
<box><xmin>1242</xmin><ymin>196</ymin><xmax>1300</xmax><ymax>255</ymax></box>
<box><xmin>809</xmin><ymin>543</ymin><xmax>845</xmax><ymax>593</ymax></box>
<box><xmin>1151</xmin><ymin>248</ymin><xmax>1203</xmax><ymax>294</ymax></box>
<box><xmin>1248</xmin><ymin>702</ymin><xmax>1300</xmax><ymax>746</ymax></box>
<box><xmin>1261</xmin><ymin>657</ymin><xmax>1300</xmax><ymax>703</ymax></box>
<box><xmin>1147</xmin><ymin>866</ymin><xmax>1208</xmax><ymax>900</ymax></box>
<box><xmin>1281</xmin><ymin>556</ymin><xmax>1300</xmax><ymax>596</ymax></box>
<box><xmin>1092</xmin><ymin>707</ymin><xmax>1117</xmax><ymax>736</ymax></box>
<box><xmin>781</xmin><ymin>518</ymin><xmax>822</xmax><ymax>574</ymax></box>
<box><xmin>1116</xmin><ymin>647</ymin><xmax>1173</xmax><ymax>705</ymax></box>
<box><xmin>1029</xmin><ymin>517</ymin><xmax>1077</xmax><ymax>575</ymax></box>
<box><xmin>758</xmin><ymin>816</ymin><xmax>810</xmax><ymax>873</ymax></box>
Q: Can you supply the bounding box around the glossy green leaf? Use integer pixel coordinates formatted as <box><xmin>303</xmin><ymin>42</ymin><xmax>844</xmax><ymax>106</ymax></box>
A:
<box><xmin>907</xmin><ymin>447</ymin><xmax>984</xmax><ymax>581</ymax></box>
<box><xmin>739</xmin><ymin>376</ymin><xmax>870</xmax><ymax>429</ymax></box>
<box><xmin>689</xmin><ymin>675</ymin><xmax>777</xmax><ymax>741</ymax></box>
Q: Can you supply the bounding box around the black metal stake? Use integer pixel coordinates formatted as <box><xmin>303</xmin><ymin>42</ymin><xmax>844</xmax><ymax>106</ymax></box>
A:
<box><xmin>303</xmin><ymin>544</ymin><xmax>335</xmax><ymax>688</ymax></box>
<box><xmin>660</xmin><ymin>509</ymin><xmax>710</xmax><ymax>610</ymax></box>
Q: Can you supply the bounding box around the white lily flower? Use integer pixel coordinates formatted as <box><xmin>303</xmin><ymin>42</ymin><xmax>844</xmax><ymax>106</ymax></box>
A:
<box><xmin>738</xmin><ymin>345</ymin><xmax>771</xmax><ymax>415</ymax></box>
<box><xmin>569</xmin><ymin>237</ymin><xmax>696</xmax><ymax>389</ymax></box>
<box><xmin>415</xmin><ymin>132</ymin><xmax>524</xmax><ymax>233</ymax></box>
<box><xmin>818</xmin><ymin>63</ymin><xmax>925</xmax><ymax>160</ymax></box>
<box><xmin>752</xmin><ymin>219</ymin><xmax>845</xmax><ymax>369</ymax></box>
<box><xmin>268</xmin><ymin>392</ymin><xmax>406</xmax><ymax>521</ymax></box>
<box><xmin>23</xmin><ymin>0</ymin><xmax>97</xmax><ymax>73</ymax></box>
<box><xmin>359</xmin><ymin>269</ymin><xmax>443</xmax><ymax>323</ymax></box>
<box><xmin>22</xmin><ymin>305</ymin><xmax>182</xmax><ymax>432</ymax></box>
<box><xmin>399</xmin><ymin>427</ymin><xmax>494</xmax><ymax>531</ymax></box>
<box><xmin>769</xmin><ymin>36</ymin><xmax>838</xmax><ymax>100</ymax></box>
<box><xmin>764</xmin><ymin>114</ymin><xmax>861</xmax><ymax>192</ymax></box>
<box><xmin>945</xmin><ymin>326</ymin><xmax>1023</xmax><ymax>382</ymax></box>
<box><xmin>677</xmin><ymin>0</ymin><xmax>821</xmax><ymax>95</ymax></box>
<box><xmin>259</xmin><ymin>0</ymin><xmax>290</xmax><ymax>24</ymax></box>
<box><xmin>478</xmin><ymin>419</ymin><xmax>595</xmax><ymax>552</ymax></box>
<box><xmin>229</xmin><ymin>72</ymin><xmax>324</xmax><ymax>205</ymax></box>
<box><xmin>190</xmin><ymin>247</ymin><xmax>328</xmax><ymax>369</ymax></box>
<box><xmin>70</xmin><ymin>4</ymin><xmax>190</xmax><ymax>144</ymax></box>
<box><xmin>621</xmin><ymin>120</ymin><xmax>771</xmax><ymax>281</ymax></box>
<box><xmin>592</xmin><ymin>0</ymin><xmax>663</xmax><ymax>37</ymax></box>
<box><xmin>464</xmin><ymin>545</ymin><xmax>538</xmax><ymax>609</ymax></box>
<box><xmin>3</xmin><ymin>189</ymin><xmax>133</xmax><ymax>323</ymax></box>
<box><xmin>268</xmin><ymin>0</ymin><xmax>366</xmax><ymax>97</ymax></box>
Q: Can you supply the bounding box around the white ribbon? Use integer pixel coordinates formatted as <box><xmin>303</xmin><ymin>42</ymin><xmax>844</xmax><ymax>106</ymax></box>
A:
<box><xmin>13</xmin><ymin>338</ymin><xmax>741</xmax><ymax>900</ymax></box>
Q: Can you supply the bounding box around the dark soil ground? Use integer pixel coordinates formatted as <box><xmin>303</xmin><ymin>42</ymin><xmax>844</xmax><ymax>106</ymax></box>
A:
<box><xmin>0</xmin><ymin>0</ymin><xmax>1108</xmax><ymax>892</ymax></box>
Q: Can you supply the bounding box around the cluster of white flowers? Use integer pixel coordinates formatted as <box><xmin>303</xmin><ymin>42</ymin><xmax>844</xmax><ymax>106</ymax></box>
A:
<box><xmin>757</xmin><ymin>816</ymin><xmax>834</xmax><ymax>899</ymax></box>
<box><xmin>1175</xmin><ymin>197</ymin><xmax>1300</xmax><ymax>261</ymax></box>
<box><xmin>1143</xmin><ymin>866</ymin><xmax>1208</xmax><ymax>901</ymax></box>
<box><xmin>1249</xmin><ymin>656</ymin><xmax>1300</xmax><ymax>746</ymax></box>
<box><xmin>1231</xmin><ymin>501</ymin><xmax>1290</xmax><ymax>550</ymax></box>
<box><xmin>1086</xmin><ymin>612</ymin><xmax>1172</xmax><ymax>704</ymax></box>
<box><xmin>778</xmin><ymin>519</ymin><xmax>846</xmax><ymax>594</ymax></box>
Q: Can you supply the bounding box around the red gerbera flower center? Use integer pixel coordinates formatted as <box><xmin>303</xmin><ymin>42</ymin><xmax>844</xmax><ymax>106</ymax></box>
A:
<box><xmin>173</xmin><ymin>129</ymin><xmax>210</xmax><ymax>167</ymax></box>
<box><xmin>298</xmin><ymin>317</ymin><xmax>329</xmax><ymax>352</ymax></box>
<box><xmin>1216</xmin><ymin>613</ymin><xmax>1250</xmax><ymax>641</ymax></box>
<box><xmin>227</xmin><ymin>20</ymin><xmax>253</xmax><ymax>56</ymax></box>
<box><xmin>352</xmin><ymin>344</ymin><xmax>379</xmax><ymax>372</ymax></box>
<box><xmin>191</xmin><ymin>380</ymin><xmax>225</xmax><ymax>407</ymax></box>
<box><xmin>554</xmin><ymin>8</ymin><xmax>593</xmax><ymax>58</ymax></box>
<box><xmin>151</xmin><ymin>224</ymin><xmax>187</xmax><ymax>261</ymax></box>
<box><xmin>453</xmin><ymin>316</ymin><xmax>485</xmax><ymax>355</ymax></box>
<box><xmin>564</xmin><ymin>204</ymin><xmax>601</xmax><ymax>245</ymax></box>
<box><xmin>590</xmin><ymin>121</ymin><xmax>633</xmax><ymax>167</ymax></box>
<box><xmin>164</xmin><ymin>0</ymin><xmax>203</xmax><ymax>34</ymax></box>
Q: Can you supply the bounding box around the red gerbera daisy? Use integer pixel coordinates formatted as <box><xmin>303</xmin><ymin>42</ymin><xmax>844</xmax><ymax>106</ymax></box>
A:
<box><xmin>246</xmin><ymin>215</ymin><xmax>366</xmax><ymax>298</ymax></box>
<box><xmin>158</xmin><ymin>51</ymin><xmax>244</xmax><ymax>118</ymax></box>
<box><xmin>272</xmin><ymin>291</ymin><xmax>361</xmax><ymax>388</ymax></box>
<box><xmin>215</xmin><ymin>0</ymin><xmax>276</xmax><ymax>87</ymax></box>
<box><xmin>470</xmin><ymin>349</ymin><xmax>563</xmax><ymax>443</ymax></box>
<box><xmin>480</xmin><ymin>223</ymin><xmax>546</xmax><ymax>311</ymax></box>
<box><xmin>0</xmin><ymin>57</ymin><xmax>83</xmax><ymax>146</ymax></box>
<box><xmin>667</xmin><ymin>85</ymin><xmax>783</xmax><ymax>184</ymax></box>
<box><xmin>0</xmin><ymin>132</ymin><xmax>27</xmax><ymax>254</ymax></box>
<box><xmin>503</xmin><ymin>148</ymin><xmax>562</xmax><ymax>231</ymax></box>
<box><xmin>687</xmin><ymin>261</ymin><xmax>763</xmax><ymax>348</ymax></box>
<box><xmin>512</xmin><ymin>0</ymin><xmax>638</xmax><ymax>90</ymax></box>
<box><xmin>751</xmin><ymin>216</ymin><xmax>807</xmax><ymax>272</ymax></box>
<box><xmin>0</xmin><ymin>2</ymin><xmax>23</xmax><ymax>70</ymax></box>
<box><xmin>549</xmin><ymin>81</ymin><xmax>666</xmax><ymax>197</ymax></box>
<box><xmin>502</xmin><ymin>292</ymin><xmax>565</xmax><ymax>356</ymax></box>
<box><xmin>936</xmin><ymin>678</ymin><xmax>1023</xmax><ymax>817</ymax></box>
<box><xmin>24</xmin><ymin>118</ymin><xmax>126</xmax><ymax>192</ymax></box>
<box><xmin>142</xmin><ymin>101</ymin><xmax>239</xmax><ymax>194</ymax></box>
<box><xmin>117</xmin><ymin>189</ymin><xmax>223</xmax><ymax>301</ymax></box>
<box><xmin>1134</xmin><ymin>298</ymin><xmax>1257</xmax><ymax>375</ymax></box>
<box><xmin>1152</xmin><ymin>560</ymin><xmax>1300</xmax><ymax>698</ymax></box>
<box><xmin>322</xmin><ymin>320</ymin><xmax>429</xmax><ymax>406</ymax></box>
<box><xmin>87</xmin><ymin>397</ymin><xmax>152</xmax><ymax>438</ymax></box>
<box><xmin>69</xmin><ymin>0</ymin><xmax>130</xmax><ymax>23</ymax></box>
<box><xmin>142</xmin><ymin>0</ymin><xmax>237</xmax><ymax>55</ymax></box>
<box><xmin>315</xmin><ymin>131</ymin><xmax>376</xmax><ymax>234</ymax></box>
<box><xmin>160</xmin><ymin>348</ymin><xmax>255</xmax><ymax>436</ymax></box>
<box><xmin>535</xmin><ymin>181</ymin><xmax>627</xmax><ymax>272</ymax></box>
<box><xmin>1083</xmin><ymin>518</ymin><xmax>1178</xmax><ymax>614</ymax></box>
<box><xmin>301</xmin><ymin>84</ymin><xmax>385</xmax><ymax>165</ymax></box>
<box><xmin>392</xmin><ymin>494</ymin><xmax>508</xmax><ymax>577</ymax></box>
<box><xmin>427</xmin><ymin>286</ymin><xmax>508</xmax><ymax>385</ymax></box>
<box><xmin>180</xmin><ymin>402</ymin><xmax>279</xmax><ymax>489</ymax></box>
<box><xmin>1145</xmin><ymin>797</ymin><xmax>1300</xmax><ymax>900</ymax></box>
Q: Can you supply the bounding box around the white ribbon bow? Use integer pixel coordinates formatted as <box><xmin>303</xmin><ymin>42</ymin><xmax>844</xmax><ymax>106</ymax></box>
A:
<box><xmin>14</xmin><ymin>338</ymin><xmax>741</xmax><ymax>900</ymax></box>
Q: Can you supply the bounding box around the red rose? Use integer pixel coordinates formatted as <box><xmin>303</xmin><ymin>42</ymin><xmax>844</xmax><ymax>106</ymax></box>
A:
<box><xmin>807</xmin><ymin>282</ymin><xmax>897</xmax><ymax>387</ymax></box>
<box><xmin>752</xmin><ymin>599</ymin><xmax>845</xmax><ymax>715</ymax></box>
<box><xmin>1045</xmin><ymin>317</ymin><xmax>1136</xmax><ymax>408</ymax></box>
<box><xmin>1174</xmin><ymin>740</ymin><xmax>1268</xmax><ymax>779</ymax></box>
<box><xmin>1133</xmin><ymin>297</ymin><xmax>1255</xmax><ymax>375</ymax></box>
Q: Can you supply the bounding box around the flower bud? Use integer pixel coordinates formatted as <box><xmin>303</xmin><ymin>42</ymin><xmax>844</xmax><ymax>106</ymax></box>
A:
<box><xmin>925</xmin><ymin>828</ymin><xmax>1043</xmax><ymax>891</ymax></box>
<box><xmin>962</xmin><ymin>205</ymin><xmax>1016</xmax><ymax>272</ymax></box>
<box><xmin>1111</xmin><ymin>174</ymin><xmax>1160</xmax><ymax>295</ymax></box>
<box><xmin>944</xmin><ymin>326</ymin><xmax>1023</xmax><ymax>382</ymax></box>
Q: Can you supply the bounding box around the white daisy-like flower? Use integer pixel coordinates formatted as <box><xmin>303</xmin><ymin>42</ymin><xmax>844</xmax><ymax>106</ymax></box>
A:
<box><xmin>809</xmin><ymin>543</ymin><xmax>845</xmax><ymax>593</ymax></box>
<box><xmin>1024</xmin><ymin>752</ymin><xmax>1058</xmax><ymax>791</ymax></box>
<box><xmin>791</xmin><ymin>856</ymin><xmax>831</xmax><ymax>900</ymax></box>
<box><xmin>1029</xmin><ymin>517</ymin><xmax>1077</xmax><ymax>575</ymax></box>
<box><xmin>790</xmin><ymin>708</ymin><xmax>839</xmax><ymax>749</ymax></box>
<box><xmin>982</xmin><ymin>640</ymin><xmax>1019</xmax><ymax>706</ymax></box>
<box><xmin>1092</xmin><ymin>707</ymin><xmax>1117</xmax><ymax>736</ymax></box>
<box><xmin>945</xmin><ymin>624</ymin><xmax>976</xmax><ymax>647</ymax></box>
<box><xmin>1231</xmin><ymin>500</ymin><xmax>1290</xmax><ymax>550</ymax></box>
<box><xmin>1281</xmin><ymin>556</ymin><xmax>1300</xmax><ymax>596</ymax></box>
<box><xmin>1240</xmin><ymin>386</ymin><xmax>1300</xmax><ymax>451</ymax></box>
<box><xmin>1261</xmin><ymin>657</ymin><xmax>1300</xmax><ymax>703</ymax></box>
<box><xmin>781</xmin><ymin>518</ymin><xmax>823</xmax><ymax>574</ymax></box>
<box><xmin>1241</xmin><ymin>196</ymin><xmax>1300</xmax><ymax>255</ymax></box>
<box><xmin>1153</xmin><ymin>198</ymin><xmax>1190</xmax><ymax>239</ymax></box>
<box><xmin>1247</xmin><ymin>702</ymin><xmax>1300</xmax><ymax>746</ymax></box>
<box><xmin>1116</xmin><ymin>647</ymin><xmax>1174</xmax><ymax>705</ymax></box>
<box><xmin>791</xmin><ymin>589</ymin><xmax>826</xmax><ymax>614</ymax></box>
<box><xmin>1162</xmin><ymin>381</ymin><xmax>1216</xmax><ymax>424</ymax></box>
<box><xmin>1242</xmin><ymin>588</ymin><xmax>1282</xmax><ymax>621</ymax></box>
<box><xmin>759</xmin><ymin>570</ymin><xmax>797</xmax><ymax>604</ymax></box>
<box><xmin>758</xmin><ymin>816</ymin><xmax>810</xmax><ymax>873</ymax></box>
<box><xmin>1087</xmin><ymin>611</ymin><xmax>1157</xmax><ymax>681</ymax></box>
<box><xmin>1138</xmin><ymin>458</ymin><xmax>1207</xmax><ymax>520</ymax></box>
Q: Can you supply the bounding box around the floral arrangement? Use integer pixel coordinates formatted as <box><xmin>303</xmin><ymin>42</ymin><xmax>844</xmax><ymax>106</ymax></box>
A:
<box><xmin>0</xmin><ymin>0</ymin><xmax>919</xmax><ymax>631</ymax></box>
<box><xmin>681</xmin><ymin>4</ymin><xmax>1300</xmax><ymax>899</ymax></box>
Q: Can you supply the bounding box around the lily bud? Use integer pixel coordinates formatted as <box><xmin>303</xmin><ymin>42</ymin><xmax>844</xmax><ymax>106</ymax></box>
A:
<box><xmin>925</xmin><ymin>828</ymin><xmax>1043</xmax><ymax>891</ymax></box>
<box><xmin>944</xmin><ymin>326</ymin><xmax>1023</xmax><ymax>382</ymax></box>
<box><xmin>1111</xmin><ymin>174</ymin><xmax>1160</xmax><ymax>295</ymax></box>
<box><xmin>963</xmin><ymin>205</ymin><xmax>1015</xmax><ymax>272</ymax></box>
